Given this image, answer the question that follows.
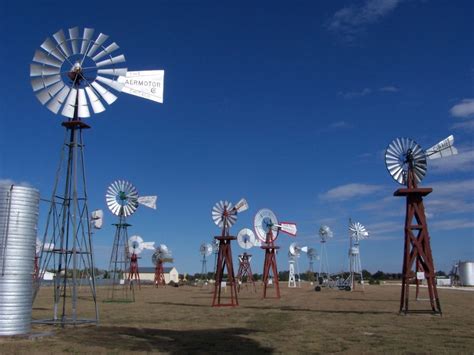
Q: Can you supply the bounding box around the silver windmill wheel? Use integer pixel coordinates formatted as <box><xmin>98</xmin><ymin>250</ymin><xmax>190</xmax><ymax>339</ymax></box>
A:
<box><xmin>128</xmin><ymin>235</ymin><xmax>144</xmax><ymax>255</ymax></box>
<box><xmin>385</xmin><ymin>137</ymin><xmax>427</xmax><ymax>185</ymax></box>
<box><xmin>200</xmin><ymin>243</ymin><xmax>213</xmax><ymax>257</ymax></box>
<box><xmin>254</xmin><ymin>208</ymin><xmax>279</xmax><ymax>243</ymax></box>
<box><xmin>237</xmin><ymin>228</ymin><xmax>256</xmax><ymax>250</ymax></box>
<box><xmin>106</xmin><ymin>180</ymin><xmax>139</xmax><ymax>217</ymax></box>
<box><xmin>30</xmin><ymin>26</ymin><xmax>127</xmax><ymax>118</ymax></box>
<box><xmin>211</xmin><ymin>200</ymin><xmax>237</xmax><ymax>229</ymax></box>
<box><xmin>319</xmin><ymin>225</ymin><xmax>333</xmax><ymax>242</ymax></box>
<box><xmin>349</xmin><ymin>222</ymin><xmax>369</xmax><ymax>243</ymax></box>
<box><xmin>152</xmin><ymin>244</ymin><xmax>170</xmax><ymax>264</ymax></box>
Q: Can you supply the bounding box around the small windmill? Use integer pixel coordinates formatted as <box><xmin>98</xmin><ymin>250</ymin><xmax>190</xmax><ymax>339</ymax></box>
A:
<box><xmin>254</xmin><ymin>208</ymin><xmax>297</xmax><ymax>299</ymax></box>
<box><xmin>31</xmin><ymin>26</ymin><xmax>164</xmax><ymax>326</ymax></box>
<box><xmin>128</xmin><ymin>235</ymin><xmax>155</xmax><ymax>289</ymax></box>
<box><xmin>385</xmin><ymin>135</ymin><xmax>457</xmax><ymax>315</ymax></box>
<box><xmin>318</xmin><ymin>225</ymin><xmax>333</xmax><ymax>285</ymax></box>
<box><xmin>288</xmin><ymin>243</ymin><xmax>308</xmax><ymax>288</ymax></box>
<box><xmin>105</xmin><ymin>180</ymin><xmax>157</xmax><ymax>302</ymax></box>
<box><xmin>211</xmin><ymin>238</ymin><xmax>219</xmax><ymax>279</ymax></box>
<box><xmin>348</xmin><ymin>220</ymin><xmax>369</xmax><ymax>291</ymax></box>
<box><xmin>199</xmin><ymin>243</ymin><xmax>213</xmax><ymax>284</ymax></box>
<box><xmin>153</xmin><ymin>244</ymin><xmax>171</xmax><ymax>287</ymax></box>
<box><xmin>211</xmin><ymin>198</ymin><xmax>248</xmax><ymax>307</ymax></box>
<box><xmin>236</xmin><ymin>228</ymin><xmax>257</xmax><ymax>292</ymax></box>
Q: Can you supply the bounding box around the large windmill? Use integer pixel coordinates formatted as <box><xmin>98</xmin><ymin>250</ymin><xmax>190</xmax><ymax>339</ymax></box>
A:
<box><xmin>105</xmin><ymin>180</ymin><xmax>157</xmax><ymax>302</ymax></box>
<box><xmin>254</xmin><ymin>208</ymin><xmax>297</xmax><ymax>298</ymax></box>
<box><xmin>385</xmin><ymin>135</ymin><xmax>457</xmax><ymax>314</ymax></box>
<box><xmin>211</xmin><ymin>198</ymin><xmax>248</xmax><ymax>307</ymax></box>
<box><xmin>31</xmin><ymin>26</ymin><xmax>164</xmax><ymax>326</ymax></box>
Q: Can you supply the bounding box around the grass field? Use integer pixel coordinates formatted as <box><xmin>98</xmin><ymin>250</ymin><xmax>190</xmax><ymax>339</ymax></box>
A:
<box><xmin>1</xmin><ymin>283</ymin><xmax>473</xmax><ymax>354</ymax></box>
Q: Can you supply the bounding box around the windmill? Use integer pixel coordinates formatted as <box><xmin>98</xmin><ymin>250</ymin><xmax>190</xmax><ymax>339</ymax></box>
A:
<box><xmin>211</xmin><ymin>238</ymin><xmax>219</xmax><ymax>279</ymax></box>
<box><xmin>288</xmin><ymin>243</ymin><xmax>308</xmax><ymax>288</ymax></box>
<box><xmin>106</xmin><ymin>180</ymin><xmax>157</xmax><ymax>302</ymax></box>
<box><xmin>385</xmin><ymin>135</ymin><xmax>457</xmax><ymax>315</ymax></box>
<box><xmin>153</xmin><ymin>244</ymin><xmax>171</xmax><ymax>287</ymax></box>
<box><xmin>31</xmin><ymin>26</ymin><xmax>164</xmax><ymax>326</ymax></box>
<box><xmin>211</xmin><ymin>198</ymin><xmax>248</xmax><ymax>307</ymax></box>
<box><xmin>348</xmin><ymin>220</ymin><xmax>369</xmax><ymax>291</ymax></box>
<box><xmin>236</xmin><ymin>228</ymin><xmax>257</xmax><ymax>292</ymax></box>
<box><xmin>254</xmin><ymin>208</ymin><xmax>297</xmax><ymax>298</ymax></box>
<box><xmin>318</xmin><ymin>225</ymin><xmax>333</xmax><ymax>285</ymax></box>
<box><xmin>128</xmin><ymin>235</ymin><xmax>155</xmax><ymax>289</ymax></box>
<box><xmin>199</xmin><ymin>243</ymin><xmax>213</xmax><ymax>284</ymax></box>
<box><xmin>306</xmin><ymin>247</ymin><xmax>318</xmax><ymax>284</ymax></box>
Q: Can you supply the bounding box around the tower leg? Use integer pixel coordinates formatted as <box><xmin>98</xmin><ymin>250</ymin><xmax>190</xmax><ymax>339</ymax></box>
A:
<box><xmin>262</xmin><ymin>246</ymin><xmax>280</xmax><ymax>298</ymax></box>
<box><xmin>212</xmin><ymin>237</ymin><xmax>238</xmax><ymax>306</ymax></box>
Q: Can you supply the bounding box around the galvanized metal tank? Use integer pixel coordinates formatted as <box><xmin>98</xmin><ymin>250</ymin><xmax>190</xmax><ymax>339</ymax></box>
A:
<box><xmin>459</xmin><ymin>261</ymin><xmax>474</xmax><ymax>286</ymax></box>
<box><xmin>0</xmin><ymin>184</ymin><xmax>40</xmax><ymax>336</ymax></box>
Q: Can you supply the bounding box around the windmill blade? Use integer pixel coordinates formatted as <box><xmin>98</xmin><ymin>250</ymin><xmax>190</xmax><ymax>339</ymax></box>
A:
<box><xmin>30</xmin><ymin>63</ymin><xmax>60</xmax><ymax>77</ymax></box>
<box><xmin>68</xmin><ymin>26</ymin><xmax>80</xmax><ymax>54</ymax></box>
<box><xmin>233</xmin><ymin>198</ymin><xmax>249</xmax><ymax>213</ymax></box>
<box><xmin>52</xmin><ymin>29</ymin><xmax>71</xmax><ymax>58</ymax></box>
<box><xmin>77</xmin><ymin>88</ymin><xmax>90</xmax><ymax>118</ymax></box>
<box><xmin>46</xmin><ymin>86</ymin><xmax>70</xmax><ymax>114</ymax></box>
<box><xmin>35</xmin><ymin>82</ymin><xmax>64</xmax><ymax>105</ymax></box>
<box><xmin>61</xmin><ymin>88</ymin><xmax>78</xmax><ymax>118</ymax></box>
<box><xmin>278</xmin><ymin>222</ymin><xmax>297</xmax><ymax>236</ymax></box>
<box><xmin>32</xmin><ymin>50</ymin><xmax>62</xmax><ymax>68</ymax></box>
<box><xmin>97</xmin><ymin>68</ymin><xmax>128</xmax><ymax>77</ymax></box>
<box><xmin>80</xmin><ymin>28</ymin><xmax>95</xmax><ymax>54</ymax></box>
<box><xmin>137</xmin><ymin>196</ymin><xmax>157</xmax><ymax>209</ymax></box>
<box><xmin>85</xmin><ymin>86</ymin><xmax>106</xmax><ymax>114</ymax></box>
<box><xmin>426</xmin><ymin>135</ymin><xmax>458</xmax><ymax>159</ymax></box>
<box><xmin>87</xmin><ymin>32</ymin><xmax>109</xmax><ymax>57</ymax></box>
<box><xmin>40</xmin><ymin>37</ymin><xmax>66</xmax><ymax>61</ymax></box>
<box><xmin>92</xmin><ymin>42</ymin><xmax>120</xmax><ymax>62</ymax></box>
<box><xmin>95</xmin><ymin>75</ymin><xmax>125</xmax><ymax>92</ymax></box>
<box><xmin>91</xmin><ymin>81</ymin><xmax>118</xmax><ymax>105</ymax></box>
<box><xmin>95</xmin><ymin>54</ymin><xmax>126</xmax><ymax>68</ymax></box>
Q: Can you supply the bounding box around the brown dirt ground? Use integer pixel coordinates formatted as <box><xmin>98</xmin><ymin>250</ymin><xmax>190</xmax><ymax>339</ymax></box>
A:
<box><xmin>1</xmin><ymin>283</ymin><xmax>473</xmax><ymax>354</ymax></box>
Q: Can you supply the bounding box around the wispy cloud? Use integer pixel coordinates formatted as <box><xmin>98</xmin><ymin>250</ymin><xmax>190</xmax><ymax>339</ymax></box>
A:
<box><xmin>431</xmin><ymin>218</ymin><xmax>474</xmax><ymax>231</ymax></box>
<box><xmin>320</xmin><ymin>183</ymin><xmax>384</xmax><ymax>201</ymax></box>
<box><xmin>450</xmin><ymin>98</ymin><xmax>474</xmax><ymax>118</ymax></box>
<box><xmin>0</xmin><ymin>178</ymin><xmax>32</xmax><ymax>187</ymax></box>
<box><xmin>429</xmin><ymin>148</ymin><xmax>474</xmax><ymax>173</ymax></box>
<box><xmin>327</xmin><ymin>0</ymin><xmax>403</xmax><ymax>42</ymax></box>
<box><xmin>379</xmin><ymin>86</ymin><xmax>399</xmax><ymax>92</ymax></box>
<box><xmin>329</xmin><ymin>120</ymin><xmax>351</xmax><ymax>129</ymax></box>
<box><xmin>452</xmin><ymin>119</ymin><xmax>474</xmax><ymax>131</ymax></box>
<box><xmin>338</xmin><ymin>88</ymin><xmax>372</xmax><ymax>99</ymax></box>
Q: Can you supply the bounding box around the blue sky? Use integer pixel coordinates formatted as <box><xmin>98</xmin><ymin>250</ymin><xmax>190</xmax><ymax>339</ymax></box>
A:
<box><xmin>0</xmin><ymin>0</ymin><xmax>472</xmax><ymax>275</ymax></box>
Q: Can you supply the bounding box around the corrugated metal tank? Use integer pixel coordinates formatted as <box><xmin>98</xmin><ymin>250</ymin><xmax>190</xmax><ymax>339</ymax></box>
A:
<box><xmin>0</xmin><ymin>184</ymin><xmax>40</xmax><ymax>336</ymax></box>
<box><xmin>459</xmin><ymin>261</ymin><xmax>474</xmax><ymax>286</ymax></box>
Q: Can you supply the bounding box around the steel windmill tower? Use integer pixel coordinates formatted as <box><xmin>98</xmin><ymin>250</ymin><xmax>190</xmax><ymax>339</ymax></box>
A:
<box><xmin>199</xmin><ymin>243</ymin><xmax>213</xmax><ymax>284</ymax></box>
<box><xmin>236</xmin><ymin>228</ymin><xmax>257</xmax><ymax>292</ymax></box>
<box><xmin>348</xmin><ymin>220</ymin><xmax>369</xmax><ymax>291</ymax></box>
<box><xmin>31</xmin><ymin>26</ymin><xmax>164</xmax><ymax>326</ymax></box>
<box><xmin>318</xmin><ymin>225</ymin><xmax>333</xmax><ymax>283</ymax></box>
<box><xmin>385</xmin><ymin>135</ymin><xmax>457</xmax><ymax>314</ymax></box>
<box><xmin>105</xmin><ymin>180</ymin><xmax>156</xmax><ymax>301</ymax></box>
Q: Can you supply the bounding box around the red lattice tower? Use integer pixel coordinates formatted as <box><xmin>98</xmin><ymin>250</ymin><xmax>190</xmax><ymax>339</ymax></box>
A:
<box><xmin>128</xmin><ymin>253</ymin><xmax>141</xmax><ymax>289</ymax></box>
<box><xmin>254</xmin><ymin>208</ymin><xmax>297</xmax><ymax>299</ymax></box>
<box><xmin>211</xmin><ymin>199</ymin><xmax>248</xmax><ymax>307</ymax></box>
<box><xmin>154</xmin><ymin>260</ymin><xmax>165</xmax><ymax>287</ymax></box>
<box><xmin>386</xmin><ymin>136</ymin><xmax>458</xmax><ymax>315</ymax></box>
<box><xmin>237</xmin><ymin>253</ymin><xmax>256</xmax><ymax>292</ymax></box>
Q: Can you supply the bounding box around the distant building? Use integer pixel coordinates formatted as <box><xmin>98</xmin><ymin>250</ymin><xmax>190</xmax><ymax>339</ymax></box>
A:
<box><xmin>128</xmin><ymin>266</ymin><xmax>179</xmax><ymax>284</ymax></box>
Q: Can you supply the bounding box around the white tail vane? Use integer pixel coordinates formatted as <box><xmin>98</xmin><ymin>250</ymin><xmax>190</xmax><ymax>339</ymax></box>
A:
<box><xmin>118</xmin><ymin>70</ymin><xmax>164</xmax><ymax>103</ymax></box>
<box><xmin>233</xmin><ymin>198</ymin><xmax>249</xmax><ymax>213</ymax></box>
<box><xmin>301</xmin><ymin>246</ymin><xmax>308</xmax><ymax>253</ymax></box>
<box><xmin>91</xmin><ymin>209</ymin><xmax>104</xmax><ymax>229</ymax></box>
<box><xmin>142</xmin><ymin>241</ymin><xmax>155</xmax><ymax>250</ymax></box>
<box><xmin>36</xmin><ymin>238</ymin><xmax>55</xmax><ymax>255</ymax></box>
<box><xmin>278</xmin><ymin>222</ymin><xmax>297</xmax><ymax>236</ymax></box>
<box><xmin>425</xmin><ymin>135</ymin><xmax>458</xmax><ymax>160</ymax></box>
<box><xmin>138</xmin><ymin>196</ymin><xmax>157</xmax><ymax>209</ymax></box>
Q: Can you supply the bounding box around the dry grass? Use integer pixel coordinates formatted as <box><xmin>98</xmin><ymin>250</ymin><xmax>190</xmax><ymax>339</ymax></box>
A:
<box><xmin>1</xmin><ymin>283</ymin><xmax>473</xmax><ymax>354</ymax></box>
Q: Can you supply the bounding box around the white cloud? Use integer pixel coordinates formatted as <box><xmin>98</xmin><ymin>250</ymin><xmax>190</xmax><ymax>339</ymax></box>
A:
<box><xmin>429</xmin><ymin>149</ymin><xmax>474</xmax><ymax>173</ymax></box>
<box><xmin>327</xmin><ymin>0</ymin><xmax>403</xmax><ymax>41</ymax></box>
<box><xmin>367</xmin><ymin>221</ymin><xmax>401</xmax><ymax>236</ymax></box>
<box><xmin>0</xmin><ymin>179</ymin><xmax>31</xmax><ymax>187</ymax></box>
<box><xmin>431</xmin><ymin>218</ymin><xmax>474</xmax><ymax>231</ymax></box>
<box><xmin>452</xmin><ymin>119</ymin><xmax>474</xmax><ymax>131</ymax></box>
<box><xmin>329</xmin><ymin>120</ymin><xmax>350</xmax><ymax>129</ymax></box>
<box><xmin>449</xmin><ymin>98</ymin><xmax>474</xmax><ymax>118</ymax></box>
<box><xmin>320</xmin><ymin>183</ymin><xmax>384</xmax><ymax>201</ymax></box>
<box><xmin>379</xmin><ymin>86</ymin><xmax>399</xmax><ymax>92</ymax></box>
<box><xmin>429</xmin><ymin>178</ymin><xmax>474</xmax><ymax>196</ymax></box>
<box><xmin>338</xmin><ymin>88</ymin><xmax>372</xmax><ymax>99</ymax></box>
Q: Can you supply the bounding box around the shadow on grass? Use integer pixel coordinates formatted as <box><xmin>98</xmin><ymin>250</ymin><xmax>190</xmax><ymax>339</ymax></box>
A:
<box><xmin>332</xmin><ymin>298</ymin><xmax>398</xmax><ymax>303</ymax></box>
<box><xmin>147</xmin><ymin>301</ymin><xmax>210</xmax><ymax>308</ymax></box>
<box><xmin>61</xmin><ymin>326</ymin><xmax>272</xmax><ymax>353</ymax></box>
<box><xmin>242</xmin><ymin>305</ymin><xmax>394</xmax><ymax>315</ymax></box>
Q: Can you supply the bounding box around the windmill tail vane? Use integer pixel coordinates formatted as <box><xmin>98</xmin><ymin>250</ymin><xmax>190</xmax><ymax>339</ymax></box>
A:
<box><xmin>137</xmin><ymin>196</ymin><xmax>157</xmax><ymax>209</ymax></box>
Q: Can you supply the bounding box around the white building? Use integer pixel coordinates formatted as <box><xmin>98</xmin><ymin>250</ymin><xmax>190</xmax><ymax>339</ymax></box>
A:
<box><xmin>129</xmin><ymin>266</ymin><xmax>179</xmax><ymax>284</ymax></box>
